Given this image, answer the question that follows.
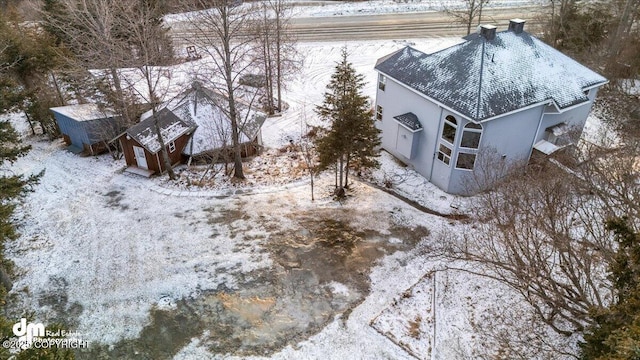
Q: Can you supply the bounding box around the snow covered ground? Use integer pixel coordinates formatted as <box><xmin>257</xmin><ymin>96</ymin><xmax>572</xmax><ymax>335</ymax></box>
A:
<box><xmin>2</xmin><ymin>2</ymin><xmax>596</xmax><ymax>357</ymax></box>
<box><xmin>260</xmin><ymin>38</ymin><xmax>463</xmax><ymax>149</ymax></box>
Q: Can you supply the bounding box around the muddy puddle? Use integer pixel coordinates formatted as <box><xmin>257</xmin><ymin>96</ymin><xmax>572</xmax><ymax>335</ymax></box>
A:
<box><xmin>77</xmin><ymin>209</ymin><xmax>429</xmax><ymax>359</ymax></box>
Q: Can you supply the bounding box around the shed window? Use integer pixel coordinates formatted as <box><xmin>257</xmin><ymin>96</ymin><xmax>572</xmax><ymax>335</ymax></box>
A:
<box><xmin>461</xmin><ymin>122</ymin><xmax>482</xmax><ymax>149</ymax></box>
<box><xmin>441</xmin><ymin>115</ymin><xmax>457</xmax><ymax>144</ymax></box>
<box><xmin>437</xmin><ymin>143</ymin><xmax>452</xmax><ymax>165</ymax></box>
<box><xmin>456</xmin><ymin>152</ymin><xmax>476</xmax><ymax>170</ymax></box>
<box><xmin>378</xmin><ymin>74</ymin><xmax>386</xmax><ymax>91</ymax></box>
<box><xmin>169</xmin><ymin>141</ymin><xmax>176</xmax><ymax>153</ymax></box>
<box><xmin>376</xmin><ymin>105</ymin><xmax>383</xmax><ymax>121</ymax></box>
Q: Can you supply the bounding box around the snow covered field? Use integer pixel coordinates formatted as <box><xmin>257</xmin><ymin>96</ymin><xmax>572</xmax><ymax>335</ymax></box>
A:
<box><xmin>3</xmin><ymin>2</ymin><xmax>590</xmax><ymax>357</ymax></box>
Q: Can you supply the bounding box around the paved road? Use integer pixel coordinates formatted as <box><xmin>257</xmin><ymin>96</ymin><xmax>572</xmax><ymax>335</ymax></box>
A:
<box><xmin>169</xmin><ymin>6</ymin><xmax>542</xmax><ymax>45</ymax></box>
<box><xmin>288</xmin><ymin>7</ymin><xmax>541</xmax><ymax>41</ymax></box>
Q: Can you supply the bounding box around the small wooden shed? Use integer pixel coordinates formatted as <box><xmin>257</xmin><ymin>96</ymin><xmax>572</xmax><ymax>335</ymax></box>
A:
<box><xmin>117</xmin><ymin>108</ymin><xmax>196</xmax><ymax>176</ymax></box>
<box><xmin>50</xmin><ymin>104</ymin><xmax>120</xmax><ymax>155</ymax></box>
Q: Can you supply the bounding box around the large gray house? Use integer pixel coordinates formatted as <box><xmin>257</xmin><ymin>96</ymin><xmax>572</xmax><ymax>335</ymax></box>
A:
<box><xmin>374</xmin><ymin>19</ymin><xmax>607</xmax><ymax>195</ymax></box>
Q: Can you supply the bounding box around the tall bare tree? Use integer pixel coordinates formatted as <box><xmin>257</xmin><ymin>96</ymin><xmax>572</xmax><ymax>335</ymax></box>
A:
<box><xmin>298</xmin><ymin>106</ymin><xmax>317</xmax><ymax>201</ymax></box>
<box><xmin>40</xmin><ymin>0</ymin><xmax>135</xmax><ymax>124</ymax></box>
<box><xmin>116</xmin><ymin>0</ymin><xmax>178</xmax><ymax>179</ymax></box>
<box><xmin>180</xmin><ymin>1</ymin><xmax>260</xmax><ymax>179</ymax></box>
<box><xmin>604</xmin><ymin>0</ymin><xmax>640</xmax><ymax>80</ymax></box>
<box><xmin>255</xmin><ymin>3</ymin><xmax>276</xmax><ymax>115</ymax></box>
<box><xmin>41</xmin><ymin>0</ymin><xmax>178</xmax><ymax>178</ymax></box>
<box><xmin>608</xmin><ymin>0</ymin><xmax>640</xmax><ymax>57</ymax></box>
<box><xmin>444</xmin><ymin>0</ymin><xmax>490</xmax><ymax>35</ymax></box>
<box><xmin>432</xmin><ymin>139</ymin><xmax>640</xmax><ymax>357</ymax></box>
<box><xmin>257</xmin><ymin>0</ymin><xmax>298</xmax><ymax>113</ymax></box>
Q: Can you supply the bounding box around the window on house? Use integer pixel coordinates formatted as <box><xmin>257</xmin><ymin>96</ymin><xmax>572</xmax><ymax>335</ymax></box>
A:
<box><xmin>456</xmin><ymin>152</ymin><xmax>477</xmax><ymax>170</ymax></box>
<box><xmin>437</xmin><ymin>143</ymin><xmax>452</xmax><ymax>165</ymax></box>
<box><xmin>378</xmin><ymin>74</ymin><xmax>386</xmax><ymax>91</ymax></box>
<box><xmin>376</xmin><ymin>105</ymin><xmax>383</xmax><ymax>121</ymax></box>
<box><xmin>169</xmin><ymin>141</ymin><xmax>176</xmax><ymax>153</ymax></box>
<box><xmin>461</xmin><ymin>122</ymin><xmax>482</xmax><ymax>149</ymax></box>
<box><xmin>441</xmin><ymin>115</ymin><xmax>457</xmax><ymax>144</ymax></box>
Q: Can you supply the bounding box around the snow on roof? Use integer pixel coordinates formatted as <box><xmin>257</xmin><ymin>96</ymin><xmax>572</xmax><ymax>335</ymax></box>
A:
<box><xmin>126</xmin><ymin>108</ymin><xmax>196</xmax><ymax>153</ymax></box>
<box><xmin>393</xmin><ymin>112</ymin><xmax>422</xmax><ymax>131</ymax></box>
<box><xmin>165</xmin><ymin>83</ymin><xmax>267</xmax><ymax>156</ymax></box>
<box><xmin>375</xmin><ymin>28</ymin><xmax>608</xmax><ymax>122</ymax></box>
<box><xmin>50</xmin><ymin>104</ymin><xmax>117</xmax><ymax>122</ymax></box>
<box><xmin>89</xmin><ymin>65</ymin><xmax>193</xmax><ymax>106</ymax></box>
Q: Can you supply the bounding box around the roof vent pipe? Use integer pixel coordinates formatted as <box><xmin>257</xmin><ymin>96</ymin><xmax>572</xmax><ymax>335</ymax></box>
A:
<box><xmin>479</xmin><ymin>24</ymin><xmax>497</xmax><ymax>40</ymax></box>
<box><xmin>508</xmin><ymin>18</ymin><xmax>526</xmax><ymax>34</ymax></box>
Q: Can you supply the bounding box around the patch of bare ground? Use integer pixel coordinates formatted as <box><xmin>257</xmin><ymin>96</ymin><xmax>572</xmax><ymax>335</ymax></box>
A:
<box><xmin>77</xmin><ymin>204</ymin><xmax>429</xmax><ymax>359</ymax></box>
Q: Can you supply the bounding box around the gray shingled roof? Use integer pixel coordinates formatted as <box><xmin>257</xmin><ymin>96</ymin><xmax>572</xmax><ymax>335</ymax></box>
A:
<box><xmin>165</xmin><ymin>82</ymin><xmax>267</xmax><ymax>156</ymax></box>
<box><xmin>126</xmin><ymin>108</ymin><xmax>196</xmax><ymax>153</ymax></box>
<box><xmin>393</xmin><ymin>112</ymin><xmax>422</xmax><ymax>131</ymax></box>
<box><xmin>375</xmin><ymin>30</ymin><xmax>607</xmax><ymax>122</ymax></box>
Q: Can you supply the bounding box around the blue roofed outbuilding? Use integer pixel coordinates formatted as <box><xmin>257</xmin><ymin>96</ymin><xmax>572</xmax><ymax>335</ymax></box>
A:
<box><xmin>50</xmin><ymin>104</ymin><xmax>121</xmax><ymax>155</ymax></box>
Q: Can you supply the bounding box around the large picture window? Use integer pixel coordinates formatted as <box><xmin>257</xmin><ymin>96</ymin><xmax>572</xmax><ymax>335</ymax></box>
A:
<box><xmin>456</xmin><ymin>152</ymin><xmax>476</xmax><ymax>170</ymax></box>
<box><xmin>461</xmin><ymin>122</ymin><xmax>482</xmax><ymax>149</ymax></box>
<box><xmin>441</xmin><ymin>115</ymin><xmax>457</xmax><ymax>144</ymax></box>
<box><xmin>437</xmin><ymin>143</ymin><xmax>452</xmax><ymax>165</ymax></box>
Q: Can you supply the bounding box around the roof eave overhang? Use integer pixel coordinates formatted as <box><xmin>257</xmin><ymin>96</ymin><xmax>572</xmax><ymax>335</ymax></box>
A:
<box><xmin>478</xmin><ymin>98</ymin><xmax>593</xmax><ymax>123</ymax></box>
<box><xmin>556</xmin><ymin>99</ymin><xmax>595</xmax><ymax>113</ymax></box>
<box><xmin>110</xmin><ymin>131</ymin><xmax>128</xmax><ymax>144</ymax></box>
<box><xmin>376</xmin><ymin>71</ymin><xmax>607</xmax><ymax>124</ymax></box>
<box><xmin>583</xmin><ymin>80</ymin><xmax>609</xmax><ymax>91</ymax></box>
<box><xmin>394</xmin><ymin>120</ymin><xmax>423</xmax><ymax>133</ymax></box>
<box><xmin>477</xmin><ymin>99</ymin><xmax>554</xmax><ymax>123</ymax></box>
<box><xmin>150</xmin><ymin>125</ymin><xmax>197</xmax><ymax>154</ymax></box>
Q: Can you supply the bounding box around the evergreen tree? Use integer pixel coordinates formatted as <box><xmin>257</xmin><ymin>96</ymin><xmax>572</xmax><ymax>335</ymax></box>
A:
<box><xmin>0</xmin><ymin>121</ymin><xmax>59</xmax><ymax>359</ymax></box>
<box><xmin>315</xmin><ymin>47</ymin><xmax>381</xmax><ymax>197</ymax></box>
<box><xmin>1</xmin><ymin>8</ymin><xmax>62</xmax><ymax>136</ymax></box>
<box><xmin>582</xmin><ymin>218</ymin><xmax>640</xmax><ymax>359</ymax></box>
<box><xmin>1</xmin><ymin>15</ymin><xmax>70</xmax><ymax>357</ymax></box>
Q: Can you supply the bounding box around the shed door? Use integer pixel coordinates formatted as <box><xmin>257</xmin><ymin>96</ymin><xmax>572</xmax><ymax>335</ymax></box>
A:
<box><xmin>133</xmin><ymin>146</ymin><xmax>148</xmax><ymax>169</ymax></box>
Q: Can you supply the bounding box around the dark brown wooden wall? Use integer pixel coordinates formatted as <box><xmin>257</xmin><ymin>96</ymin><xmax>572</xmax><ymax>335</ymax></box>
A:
<box><xmin>119</xmin><ymin>133</ymin><xmax>193</xmax><ymax>174</ymax></box>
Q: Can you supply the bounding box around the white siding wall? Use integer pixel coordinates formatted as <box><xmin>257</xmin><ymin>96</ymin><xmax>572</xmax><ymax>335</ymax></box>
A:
<box><xmin>375</xmin><ymin>74</ymin><xmax>442</xmax><ymax>182</ymax></box>
<box><xmin>395</xmin><ymin>126</ymin><xmax>415</xmax><ymax>159</ymax></box>
<box><xmin>536</xmin><ymin>89</ymin><xmax>600</xmax><ymax>143</ymax></box>
<box><xmin>447</xmin><ymin>106</ymin><xmax>544</xmax><ymax>194</ymax></box>
<box><xmin>376</xmin><ymin>72</ymin><xmax>603</xmax><ymax>195</ymax></box>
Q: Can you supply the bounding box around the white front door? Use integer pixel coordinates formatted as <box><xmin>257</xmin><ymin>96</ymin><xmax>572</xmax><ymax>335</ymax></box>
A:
<box><xmin>133</xmin><ymin>146</ymin><xmax>148</xmax><ymax>169</ymax></box>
